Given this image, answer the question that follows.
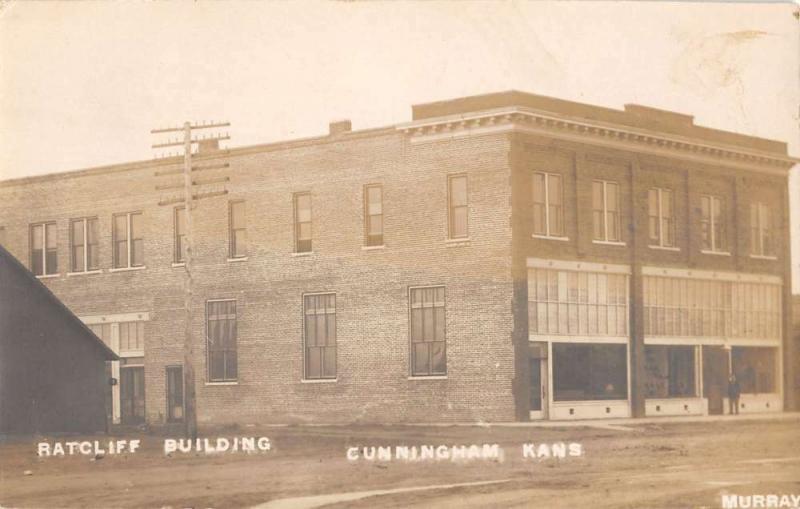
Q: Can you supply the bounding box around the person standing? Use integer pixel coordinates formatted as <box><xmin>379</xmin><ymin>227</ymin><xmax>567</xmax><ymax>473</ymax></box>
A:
<box><xmin>727</xmin><ymin>374</ymin><xmax>741</xmax><ymax>415</ymax></box>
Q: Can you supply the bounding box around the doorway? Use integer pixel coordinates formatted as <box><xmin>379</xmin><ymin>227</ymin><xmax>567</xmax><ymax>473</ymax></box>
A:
<box><xmin>529</xmin><ymin>342</ymin><xmax>548</xmax><ymax>420</ymax></box>
<box><xmin>120</xmin><ymin>366</ymin><xmax>145</xmax><ymax>424</ymax></box>
<box><xmin>166</xmin><ymin>366</ymin><xmax>184</xmax><ymax>423</ymax></box>
<box><xmin>702</xmin><ymin>346</ymin><xmax>729</xmax><ymax>415</ymax></box>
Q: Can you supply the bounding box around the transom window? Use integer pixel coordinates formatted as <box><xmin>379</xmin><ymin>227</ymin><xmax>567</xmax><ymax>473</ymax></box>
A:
<box><xmin>532</xmin><ymin>172</ymin><xmax>564</xmax><ymax>237</ymax></box>
<box><xmin>648</xmin><ymin>188</ymin><xmax>675</xmax><ymax>248</ymax></box>
<box><xmin>447</xmin><ymin>175</ymin><xmax>468</xmax><ymax>239</ymax></box>
<box><xmin>229</xmin><ymin>201</ymin><xmax>247</xmax><ymax>258</ymax></box>
<box><xmin>207</xmin><ymin>300</ymin><xmax>238</xmax><ymax>382</ymax></box>
<box><xmin>294</xmin><ymin>193</ymin><xmax>312</xmax><ymax>253</ymax></box>
<box><xmin>30</xmin><ymin>222</ymin><xmax>58</xmax><ymax>276</ymax></box>
<box><xmin>364</xmin><ymin>184</ymin><xmax>384</xmax><ymax>246</ymax></box>
<box><xmin>592</xmin><ymin>180</ymin><xmax>621</xmax><ymax>242</ymax></box>
<box><xmin>113</xmin><ymin>212</ymin><xmax>144</xmax><ymax>268</ymax></box>
<box><xmin>700</xmin><ymin>195</ymin><xmax>726</xmax><ymax>253</ymax></box>
<box><xmin>528</xmin><ymin>268</ymin><xmax>628</xmax><ymax>336</ymax></box>
<box><xmin>304</xmin><ymin>293</ymin><xmax>336</xmax><ymax>380</ymax></box>
<box><xmin>119</xmin><ymin>321</ymin><xmax>145</xmax><ymax>353</ymax></box>
<box><xmin>70</xmin><ymin>217</ymin><xmax>99</xmax><ymax>273</ymax></box>
<box><xmin>750</xmin><ymin>202</ymin><xmax>775</xmax><ymax>257</ymax></box>
<box><xmin>409</xmin><ymin>286</ymin><xmax>446</xmax><ymax>376</ymax></box>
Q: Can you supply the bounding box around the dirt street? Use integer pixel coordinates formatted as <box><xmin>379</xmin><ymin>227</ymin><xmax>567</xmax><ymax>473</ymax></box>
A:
<box><xmin>1</xmin><ymin>417</ymin><xmax>798</xmax><ymax>508</ymax></box>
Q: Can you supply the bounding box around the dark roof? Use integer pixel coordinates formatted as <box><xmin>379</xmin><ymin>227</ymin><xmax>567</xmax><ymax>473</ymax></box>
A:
<box><xmin>0</xmin><ymin>245</ymin><xmax>118</xmax><ymax>361</ymax></box>
<box><xmin>411</xmin><ymin>90</ymin><xmax>789</xmax><ymax>156</ymax></box>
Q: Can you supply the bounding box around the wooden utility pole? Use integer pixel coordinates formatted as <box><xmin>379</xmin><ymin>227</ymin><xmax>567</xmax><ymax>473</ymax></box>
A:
<box><xmin>152</xmin><ymin>121</ymin><xmax>230</xmax><ymax>439</ymax></box>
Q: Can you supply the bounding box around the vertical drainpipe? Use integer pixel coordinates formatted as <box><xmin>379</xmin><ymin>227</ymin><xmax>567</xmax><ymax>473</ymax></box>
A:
<box><xmin>629</xmin><ymin>157</ymin><xmax>646</xmax><ymax>418</ymax></box>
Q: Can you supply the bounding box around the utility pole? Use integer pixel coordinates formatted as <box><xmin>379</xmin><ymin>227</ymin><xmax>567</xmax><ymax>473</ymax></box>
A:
<box><xmin>151</xmin><ymin>121</ymin><xmax>230</xmax><ymax>439</ymax></box>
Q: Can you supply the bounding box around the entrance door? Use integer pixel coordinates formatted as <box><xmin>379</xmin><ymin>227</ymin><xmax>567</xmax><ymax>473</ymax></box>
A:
<box><xmin>703</xmin><ymin>346</ymin><xmax>728</xmax><ymax>415</ymax></box>
<box><xmin>166</xmin><ymin>366</ymin><xmax>184</xmax><ymax>423</ymax></box>
<box><xmin>529</xmin><ymin>342</ymin><xmax>548</xmax><ymax>420</ymax></box>
<box><xmin>120</xmin><ymin>366</ymin><xmax>145</xmax><ymax>424</ymax></box>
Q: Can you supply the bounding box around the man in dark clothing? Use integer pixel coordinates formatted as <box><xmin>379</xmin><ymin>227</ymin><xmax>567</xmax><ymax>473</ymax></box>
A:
<box><xmin>727</xmin><ymin>374</ymin><xmax>741</xmax><ymax>415</ymax></box>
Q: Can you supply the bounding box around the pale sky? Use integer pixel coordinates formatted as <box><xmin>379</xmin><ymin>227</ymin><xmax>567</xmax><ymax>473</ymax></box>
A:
<box><xmin>0</xmin><ymin>1</ymin><xmax>798</xmax><ymax>290</ymax></box>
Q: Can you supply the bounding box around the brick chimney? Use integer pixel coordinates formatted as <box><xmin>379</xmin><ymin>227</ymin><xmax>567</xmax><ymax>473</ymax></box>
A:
<box><xmin>329</xmin><ymin>119</ymin><xmax>352</xmax><ymax>136</ymax></box>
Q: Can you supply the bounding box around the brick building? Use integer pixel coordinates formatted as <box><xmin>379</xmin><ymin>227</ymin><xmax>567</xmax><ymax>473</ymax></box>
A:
<box><xmin>0</xmin><ymin>91</ymin><xmax>795</xmax><ymax>425</ymax></box>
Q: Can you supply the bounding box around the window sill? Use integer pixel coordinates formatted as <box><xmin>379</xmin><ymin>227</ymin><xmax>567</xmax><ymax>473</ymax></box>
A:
<box><xmin>301</xmin><ymin>378</ymin><xmax>338</xmax><ymax>384</ymax></box>
<box><xmin>648</xmin><ymin>245</ymin><xmax>680</xmax><ymax>252</ymax></box>
<box><xmin>205</xmin><ymin>381</ymin><xmax>238</xmax><ymax>386</ymax></box>
<box><xmin>291</xmin><ymin>251</ymin><xmax>313</xmax><ymax>257</ymax></box>
<box><xmin>701</xmin><ymin>250</ymin><xmax>731</xmax><ymax>257</ymax></box>
<box><xmin>227</xmin><ymin>256</ymin><xmax>248</xmax><ymax>263</ymax></box>
<box><xmin>749</xmin><ymin>254</ymin><xmax>778</xmax><ymax>261</ymax></box>
<box><xmin>592</xmin><ymin>240</ymin><xmax>626</xmax><ymax>247</ymax></box>
<box><xmin>109</xmin><ymin>266</ymin><xmax>146</xmax><ymax>273</ymax></box>
<box><xmin>362</xmin><ymin>245</ymin><xmax>386</xmax><ymax>251</ymax></box>
<box><xmin>408</xmin><ymin>375</ymin><xmax>448</xmax><ymax>380</ymax></box>
<box><xmin>445</xmin><ymin>237</ymin><xmax>471</xmax><ymax>247</ymax></box>
<box><xmin>67</xmin><ymin>269</ymin><xmax>103</xmax><ymax>277</ymax></box>
<box><xmin>35</xmin><ymin>273</ymin><xmax>60</xmax><ymax>279</ymax></box>
<box><xmin>171</xmin><ymin>262</ymin><xmax>185</xmax><ymax>268</ymax></box>
<box><xmin>119</xmin><ymin>350</ymin><xmax>144</xmax><ymax>358</ymax></box>
<box><xmin>532</xmin><ymin>234</ymin><xmax>569</xmax><ymax>242</ymax></box>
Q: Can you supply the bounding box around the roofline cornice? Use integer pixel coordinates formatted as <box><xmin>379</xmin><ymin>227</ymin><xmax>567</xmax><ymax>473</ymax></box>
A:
<box><xmin>396</xmin><ymin>106</ymin><xmax>799</xmax><ymax>175</ymax></box>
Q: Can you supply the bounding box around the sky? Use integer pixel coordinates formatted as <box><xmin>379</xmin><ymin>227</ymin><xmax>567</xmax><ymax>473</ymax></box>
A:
<box><xmin>0</xmin><ymin>1</ymin><xmax>798</xmax><ymax>290</ymax></box>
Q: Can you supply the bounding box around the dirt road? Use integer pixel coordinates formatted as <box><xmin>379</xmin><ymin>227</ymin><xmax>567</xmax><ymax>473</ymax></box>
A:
<box><xmin>1</xmin><ymin>417</ymin><xmax>798</xmax><ymax>508</ymax></box>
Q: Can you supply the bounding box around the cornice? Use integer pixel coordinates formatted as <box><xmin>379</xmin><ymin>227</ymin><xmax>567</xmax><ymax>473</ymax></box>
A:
<box><xmin>396</xmin><ymin>106</ymin><xmax>798</xmax><ymax>176</ymax></box>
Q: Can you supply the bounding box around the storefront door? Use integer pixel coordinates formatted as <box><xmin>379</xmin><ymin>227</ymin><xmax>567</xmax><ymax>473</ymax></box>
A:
<box><xmin>702</xmin><ymin>346</ymin><xmax>729</xmax><ymax>415</ymax></box>
<box><xmin>120</xmin><ymin>366</ymin><xmax>145</xmax><ymax>424</ymax></box>
<box><xmin>529</xmin><ymin>342</ymin><xmax>548</xmax><ymax>420</ymax></box>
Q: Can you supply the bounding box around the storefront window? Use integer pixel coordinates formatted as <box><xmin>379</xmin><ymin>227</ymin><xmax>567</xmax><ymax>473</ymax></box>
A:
<box><xmin>552</xmin><ymin>343</ymin><xmax>628</xmax><ymax>401</ymax></box>
<box><xmin>644</xmin><ymin>345</ymin><xmax>696</xmax><ymax>398</ymax></box>
<box><xmin>732</xmin><ymin>347</ymin><xmax>777</xmax><ymax>394</ymax></box>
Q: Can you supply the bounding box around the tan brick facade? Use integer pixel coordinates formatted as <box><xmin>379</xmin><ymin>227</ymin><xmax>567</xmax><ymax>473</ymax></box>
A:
<box><xmin>0</xmin><ymin>91</ymin><xmax>795</xmax><ymax>425</ymax></box>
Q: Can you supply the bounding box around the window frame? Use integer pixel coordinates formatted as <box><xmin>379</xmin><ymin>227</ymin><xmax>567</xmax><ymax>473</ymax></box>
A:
<box><xmin>648</xmin><ymin>188</ymin><xmax>676</xmax><ymax>248</ymax></box>
<box><xmin>228</xmin><ymin>200</ymin><xmax>247</xmax><ymax>259</ymax></box>
<box><xmin>112</xmin><ymin>211</ymin><xmax>144</xmax><ymax>269</ymax></box>
<box><xmin>363</xmin><ymin>184</ymin><xmax>384</xmax><ymax>247</ymax></box>
<box><xmin>206</xmin><ymin>299</ymin><xmax>238</xmax><ymax>383</ymax></box>
<box><xmin>302</xmin><ymin>292</ymin><xmax>337</xmax><ymax>380</ymax></box>
<box><xmin>408</xmin><ymin>285</ymin><xmax>447</xmax><ymax>377</ymax></box>
<box><xmin>69</xmin><ymin>217</ymin><xmax>99</xmax><ymax>273</ymax></box>
<box><xmin>591</xmin><ymin>180</ymin><xmax>622</xmax><ymax>243</ymax></box>
<box><xmin>29</xmin><ymin>221</ymin><xmax>58</xmax><ymax>276</ymax></box>
<box><xmin>447</xmin><ymin>174</ymin><xmax>469</xmax><ymax>240</ymax></box>
<box><xmin>293</xmin><ymin>192</ymin><xmax>312</xmax><ymax>253</ymax></box>
<box><xmin>700</xmin><ymin>194</ymin><xmax>727</xmax><ymax>253</ymax></box>
<box><xmin>532</xmin><ymin>171</ymin><xmax>565</xmax><ymax>238</ymax></box>
<box><xmin>750</xmin><ymin>202</ymin><xmax>775</xmax><ymax>257</ymax></box>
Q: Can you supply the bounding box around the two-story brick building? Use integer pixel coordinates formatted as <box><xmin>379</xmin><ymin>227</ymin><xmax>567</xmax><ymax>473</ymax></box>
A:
<box><xmin>0</xmin><ymin>90</ymin><xmax>795</xmax><ymax>425</ymax></box>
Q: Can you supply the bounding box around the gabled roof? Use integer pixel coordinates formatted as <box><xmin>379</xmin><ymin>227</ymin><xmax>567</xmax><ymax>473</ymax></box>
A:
<box><xmin>0</xmin><ymin>245</ymin><xmax>118</xmax><ymax>361</ymax></box>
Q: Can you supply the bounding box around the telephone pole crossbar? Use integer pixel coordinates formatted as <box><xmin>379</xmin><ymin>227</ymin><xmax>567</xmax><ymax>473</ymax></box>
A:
<box><xmin>151</xmin><ymin>120</ymin><xmax>231</xmax><ymax>440</ymax></box>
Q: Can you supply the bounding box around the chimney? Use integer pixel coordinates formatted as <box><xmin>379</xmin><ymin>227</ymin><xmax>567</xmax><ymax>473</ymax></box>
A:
<box><xmin>329</xmin><ymin>119</ymin><xmax>352</xmax><ymax>136</ymax></box>
<box><xmin>198</xmin><ymin>139</ymin><xmax>220</xmax><ymax>154</ymax></box>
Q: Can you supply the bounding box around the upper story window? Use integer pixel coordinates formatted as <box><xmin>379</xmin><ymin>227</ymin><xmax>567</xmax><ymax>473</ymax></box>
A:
<box><xmin>532</xmin><ymin>172</ymin><xmax>564</xmax><ymax>238</ymax></box>
<box><xmin>70</xmin><ymin>217</ymin><xmax>99</xmax><ymax>272</ymax></box>
<box><xmin>447</xmin><ymin>175</ymin><xmax>468</xmax><ymax>239</ymax></box>
<box><xmin>648</xmin><ymin>188</ymin><xmax>675</xmax><ymax>248</ymax></box>
<box><xmin>750</xmin><ymin>202</ymin><xmax>775</xmax><ymax>257</ymax></box>
<box><xmin>592</xmin><ymin>180</ymin><xmax>621</xmax><ymax>243</ymax></box>
<box><xmin>113</xmin><ymin>212</ymin><xmax>143</xmax><ymax>268</ymax></box>
<box><xmin>364</xmin><ymin>184</ymin><xmax>384</xmax><ymax>247</ymax></box>
<box><xmin>700</xmin><ymin>195</ymin><xmax>727</xmax><ymax>253</ymax></box>
<box><xmin>410</xmin><ymin>286</ymin><xmax>446</xmax><ymax>376</ymax></box>
<box><xmin>30</xmin><ymin>222</ymin><xmax>57</xmax><ymax>276</ymax></box>
<box><xmin>229</xmin><ymin>201</ymin><xmax>247</xmax><ymax>258</ymax></box>
<box><xmin>294</xmin><ymin>192</ymin><xmax>312</xmax><ymax>253</ymax></box>
<box><xmin>207</xmin><ymin>300</ymin><xmax>238</xmax><ymax>382</ymax></box>
<box><xmin>303</xmin><ymin>293</ymin><xmax>337</xmax><ymax>380</ymax></box>
<box><xmin>174</xmin><ymin>207</ymin><xmax>186</xmax><ymax>264</ymax></box>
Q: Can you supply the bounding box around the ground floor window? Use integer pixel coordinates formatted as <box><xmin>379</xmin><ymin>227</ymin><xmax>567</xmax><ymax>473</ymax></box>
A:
<box><xmin>644</xmin><ymin>345</ymin><xmax>696</xmax><ymax>398</ymax></box>
<box><xmin>732</xmin><ymin>347</ymin><xmax>777</xmax><ymax>394</ymax></box>
<box><xmin>552</xmin><ymin>343</ymin><xmax>627</xmax><ymax>401</ymax></box>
